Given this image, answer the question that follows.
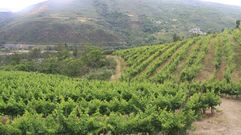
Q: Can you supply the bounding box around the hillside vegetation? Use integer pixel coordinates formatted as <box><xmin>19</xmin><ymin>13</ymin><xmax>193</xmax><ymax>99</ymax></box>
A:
<box><xmin>0</xmin><ymin>45</ymin><xmax>116</xmax><ymax>80</ymax></box>
<box><xmin>1</xmin><ymin>0</ymin><xmax>241</xmax><ymax>47</ymax></box>
<box><xmin>0</xmin><ymin>12</ymin><xmax>13</xmax><ymax>24</ymax></box>
<box><xmin>115</xmin><ymin>28</ymin><xmax>241</xmax><ymax>83</ymax></box>
<box><xmin>1</xmin><ymin>1</ymin><xmax>241</xmax><ymax>133</ymax></box>
<box><xmin>0</xmin><ymin>29</ymin><xmax>241</xmax><ymax>135</ymax></box>
<box><xmin>1</xmin><ymin>28</ymin><xmax>241</xmax><ymax>134</ymax></box>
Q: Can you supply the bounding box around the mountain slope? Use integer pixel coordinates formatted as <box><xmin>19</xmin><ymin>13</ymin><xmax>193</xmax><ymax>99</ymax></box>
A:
<box><xmin>0</xmin><ymin>0</ymin><xmax>241</xmax><ymax>48</ymax></box>
<box><xmin>115</xmin><ymin>27</ymin><xmax>241</xmax><ymax>83</ymax></box>
<box><xmin>0</xmin><ymin>12</ymin><xmax>13</xmax><ymax>23</ymax></box>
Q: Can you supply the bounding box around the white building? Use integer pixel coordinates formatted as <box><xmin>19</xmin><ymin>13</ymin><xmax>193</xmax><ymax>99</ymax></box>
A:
<box><xmin>189</xmin><ymin>28</ymin><xmax>206</xmax><ymax>36</ymax></box>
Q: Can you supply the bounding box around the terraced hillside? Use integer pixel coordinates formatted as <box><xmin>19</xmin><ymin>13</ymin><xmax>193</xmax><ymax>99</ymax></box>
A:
<box><xmin>115</xmin><ymin>28</ymin><xmax>241</xmax><ymax>83</ymax></box>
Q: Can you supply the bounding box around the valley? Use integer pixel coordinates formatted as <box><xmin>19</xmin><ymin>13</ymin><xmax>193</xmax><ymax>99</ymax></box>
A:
<box><xmin>1</xmin><ymin>27</ymin><xmax>241</xmax><ymax>135</ymax></box>
<box><xmin>1</xmin><ymin>0</ymin><xmax>241</xmax><ymax>134</ymax></box>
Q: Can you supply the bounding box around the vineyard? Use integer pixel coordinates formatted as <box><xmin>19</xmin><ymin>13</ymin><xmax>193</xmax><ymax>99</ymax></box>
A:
<box><xmin>0</xmin><ymin>28</ymin><xmax>241</xmax><ymax>135</ymax></box>
<box><xmin>115</xmin><ymin>28</ymin><xmax>241</xmax><ymax>83</ymax></box>
<box><xmin>0</xmin><ymin>71</ymin><xmax>226</xmax><ymax>135</ymax></box>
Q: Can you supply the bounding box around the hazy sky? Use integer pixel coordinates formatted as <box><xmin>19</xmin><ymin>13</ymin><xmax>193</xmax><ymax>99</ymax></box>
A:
<box><xmin>0</xmin><ymin>0</ymin><xmax>241</xmax><ymax>12</ymax></box>
<box><xmin>0</xmin><ymin>0</ymin><xmax>47</xmax><ymax>12</ymax></box>
<box><xmin>202</xmin><ymin>0</ymin><xmax>241</xmax><ymax>6</ymax></box>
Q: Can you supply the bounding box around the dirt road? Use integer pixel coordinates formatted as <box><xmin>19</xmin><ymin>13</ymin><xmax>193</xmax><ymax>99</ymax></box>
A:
<box><xmin>107</xmin><ymin>56</ymin><xmax>241</xmax><ymax>135</ymax></box>
<box><xmin>107</xmin><ymin>55</ymin><xmax>126</xmax><ymax>81</ymax></box>
<box><xmin>191</xmin><ymin>98</ymin><xmax>241</xmax><ymax>135</ymax></box>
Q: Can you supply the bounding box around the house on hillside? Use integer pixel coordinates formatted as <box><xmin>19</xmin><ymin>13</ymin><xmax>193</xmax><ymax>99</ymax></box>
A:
<box><xmin>189</xmin><ymin>28</ymin><xmax>207</xmax><ymax>36</ymax></box>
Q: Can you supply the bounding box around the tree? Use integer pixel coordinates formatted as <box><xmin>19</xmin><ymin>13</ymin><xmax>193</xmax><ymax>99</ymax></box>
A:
<box><xmin>173</xmin><ymin>33</ymin><xmax>181</xmax><ymax>42</ymax></box>
<box><xmin>28</xmin><ymin>48</ymin><xmax>41</xmax><ymax>59</ymax></box>
<box><xmin>72</xmin><ymin>46</ymin><xmax>79</xmax><ymax>58</ymax></box>
<box><xmin>82</xmin><ymin>46</ymin><xmax>104</xmax><ymax>68</ymax></box>
<box><xmin>9</xmin><ymin>54</ymin><xmax>22</xmax><ymax>65</ymax></box>
<box><xmin>236</xmin><ymin>20</ymin><xmax>240</xmax><ymax>28</ymax></box>
<box><xmin>55</xmin><ymin>44</ymin><xmax>70</xmax><ymax>60</ymax></box>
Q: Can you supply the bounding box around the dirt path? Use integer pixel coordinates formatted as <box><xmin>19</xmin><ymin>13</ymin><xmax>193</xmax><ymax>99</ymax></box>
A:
<box><xmin>195</xmin><ymin>39</ymin><xmax>215</xmax><ymax>82</ymax></box>
<box><xmin>149</xmin><ymin>45</ymin><xmax>182</xmax><ymax>78</ymax></box>
<box><xmin>174</xmin><ymin>41</ymin><xmax>200</xmax><ymax>81</ymax></box>
<box><xmin>107</xmin><ymin>55</ymin><xmax>126</xmax><ymax>81</ymax></box>
<box><xmin>231</xmin><ymin>38</ymin><xmax>241</xmax><ymax>82</ymax></box>
<box><xmin>190</xmin><ymin>98</ymin><xmax>241</xmax><ymax>135</ymax></box>
<box><xmin>135</xmin><ymin>45</ymin><xmax>171</xmax><ymax>78</ymax></box>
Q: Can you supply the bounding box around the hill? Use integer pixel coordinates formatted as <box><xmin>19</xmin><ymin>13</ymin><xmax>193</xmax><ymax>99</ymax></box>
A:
<box><xmin>0</xmin><ymin>12</ymin><xmax>13</xmax><ymax>23</ymax></box>
<box><xmin>115</xmin><ymin>27</ymin><xmax>241</xmax><ymax>83</ymax></box>
<box><xmin>0</xmin><ymin>0</ymin><xmax>241</xmax><ymax>48</ymax></box>
<box><xmin>1</xmin><ymin>28</ymin><xmax>241</xmax><ymax>134</ymax></box>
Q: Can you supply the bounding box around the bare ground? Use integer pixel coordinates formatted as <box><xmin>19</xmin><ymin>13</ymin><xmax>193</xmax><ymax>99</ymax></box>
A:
<box><xmin>149</xmin><ymin>44</ymin><xmax>184</xmax><ymax>78</ymax></box>
<box><xmin>136</xmin><ymin>45</ymin><xmax>171</xmax><ymax>78</ymax></box>
<box><xmin>195</xmin><ymin>40</ymin><xmax>215</xmax><ymax>82</ymax></box>
<box><xmin>190</xmin><ymin>98</ymin><xmax>241</xmax><ymax>135</ymax></box>
<box><xmin>149</xmin><ymin>55</ymin><xmax>172</xmax><ymax>78</ymax></box>
<box><xmin>232</xmin><ymin>41</ymin><xmax>241</xmax><ymax>82</ymax></box>
<box><xmin>216</xmin><ymin>61</ymin><xmax>226</xmax><ymax>81</ymax></box>
<box><xmin>107</xmin><ymin>55</ymin><xmax>126</xmax><ymax>81</ymax></box>
<box><xmin>174</xmin><ymin>42</ymin><xmax>200</xmax><ymax>81</ymax></box>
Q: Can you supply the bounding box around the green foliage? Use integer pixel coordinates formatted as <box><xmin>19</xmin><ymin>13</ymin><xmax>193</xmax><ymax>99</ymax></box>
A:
<box><xmin>222</xmin><ymin>30</ymin><xmax>237</xmax><ymax>83</ymax></box>
<box><xmin>0</xmin><ymin>123</ymin><xmax>21</xmax><ymax>135</ymax></box>
<box><xmin>173</xmin><ymin>33</ymin><xmax>181</xmax><ymax>42</ymax></box>
<box><xmin>0</xmin><ymin>46</ymin><xmax>115</xmax><ymax>80</ymax></box>
<box><xmin>116</xmin><ymin>28</ymin><xmax>241</xmax><ymax>84</ymax></box>
<box><xmin>82</xmin><ymin>46</ymin><xmax>105</xmax><ymax>68</ymax></box>
<box><xmin>115</xmin><ymin>44</ymin><xmax>172</xmax><ymax>80</ymax></box>
<box><xmin>214</xmin><ymin>36</ymin><xmax>222</xmax><ymax>69</ymax></box>
<box><xmin>180</xmin><ymin>36</ymin><xmax>209</xmax><ymax>82</ymax></box>
<box><xmin>28</xmin><ymin>48</ymin><xmax>42</xmax><ymax>60</ymax></box>
<box><xmin>154</xmin><ymin>39</ymin><xmax>195</xmax><ymax>83</ymax></box>
<box><xmin>1</xmin><ymin>0</ymin><xmax>241</xmax><ymax>46</ymax></box>
<box><xmin>0</xmin><ymin>71</ymin><xmax>222</xmax><ymax>134</ymax></box>
<box><xmin>236</xmin><ymin>20</ymin><xmax>240</xmax><ymax>28</ymax></box>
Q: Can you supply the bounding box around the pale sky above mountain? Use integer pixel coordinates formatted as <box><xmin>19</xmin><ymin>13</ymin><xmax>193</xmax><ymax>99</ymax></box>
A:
<box><xmin>0</xmin><ymin>0</ymin><xmax>47</xmax><ymax>12</ymax></box>
<box><xmin>202</xmin><ymin>0</ymin><xmax>241</xmax><ymax>6</ymax></box>
<box><xmin>0</xmin><ymin>0</ymin><xmax>241</xmax><ymax>12</ymax></box>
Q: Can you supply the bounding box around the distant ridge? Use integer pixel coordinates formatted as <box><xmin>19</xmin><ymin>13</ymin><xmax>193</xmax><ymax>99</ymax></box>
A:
<box><xmin>0</xmin><ymin>0</ymin><xmax>241</xmax><ymax>48</ymax></box>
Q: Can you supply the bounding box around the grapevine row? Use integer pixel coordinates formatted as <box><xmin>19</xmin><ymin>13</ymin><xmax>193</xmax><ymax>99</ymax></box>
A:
<box><xmin>119</xmin><ymin>45</ymin><xmax>172</xmax><ymax>80</ymax></box>
<box><xmin>179</xmin><ymin>36</ymin><xmax>210</xmax><ymax>81</ymax></box>
<box><xmin>0</xmin><ymin>71</ymin><xmax>221</xmax><ymax>134</ymax></box>
<box><xmin>152</xmin><ymin>38</ymin><xmax>197</xmax><ymax>83</ymax></box>
<box><xmin>137</xmin><ymin>41</ymin><xmax>185</xmax><ymax>80</ymax></box>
